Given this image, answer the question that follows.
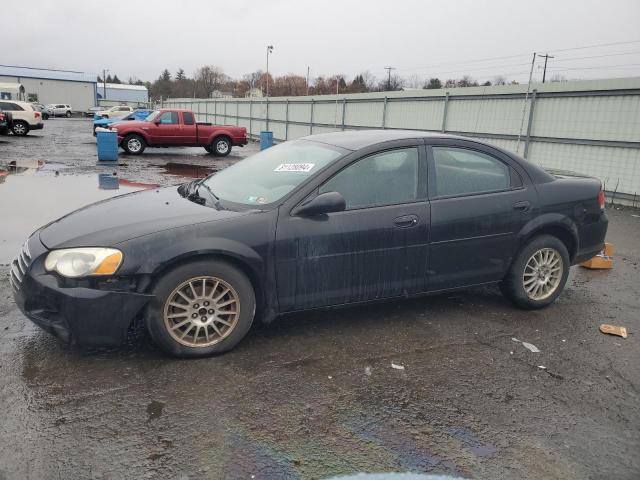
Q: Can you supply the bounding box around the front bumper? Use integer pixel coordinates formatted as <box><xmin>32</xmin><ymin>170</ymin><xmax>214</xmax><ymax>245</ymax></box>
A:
<box><xmin>11</xmin><ymin>235</ymin><xmax>153</xmax><ymax>346</ymax></box>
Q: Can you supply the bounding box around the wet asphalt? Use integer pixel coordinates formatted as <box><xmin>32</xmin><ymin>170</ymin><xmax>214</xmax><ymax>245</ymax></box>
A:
<box><xmin>0</xmin><ymin>119</ymin><xmax>639</xmax><ymax>480</ymax></box>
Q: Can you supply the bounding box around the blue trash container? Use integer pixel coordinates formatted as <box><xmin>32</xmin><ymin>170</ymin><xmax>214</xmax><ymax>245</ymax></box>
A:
<box><xmin>260</xmin><ymin>131</ymin><xmax>273</xmax><ymax>150</ymax></box>
<box><xmin>96</xmin><ymin>129</ymin><xmax>118</xmax><ymax>161</ymax></box>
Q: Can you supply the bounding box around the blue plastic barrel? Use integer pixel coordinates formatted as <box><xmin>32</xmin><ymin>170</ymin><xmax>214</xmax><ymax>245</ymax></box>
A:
<box><xmin>96</xmin><ymin>129</ymin><xmax>118</xmax><ymax>161</ymax></box>
<box><xmin>260</xmin><ymin>131</ymin><xmax>273</xmax><ymax>150</ymax></box>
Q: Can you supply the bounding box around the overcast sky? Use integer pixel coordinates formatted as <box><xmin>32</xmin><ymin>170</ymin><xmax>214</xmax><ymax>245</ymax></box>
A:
<box><xmin>5</xmin><ymin>0</ymin><xmax>640</xmax><ymax>84</ymax></box>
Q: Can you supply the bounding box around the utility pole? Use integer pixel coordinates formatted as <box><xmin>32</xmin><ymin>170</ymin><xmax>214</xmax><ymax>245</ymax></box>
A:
<box><xmin>102</xmin><ymin>69</ymin><xmax>108</xmax><ymax>101</ymax></box>
<box><xmin>266</xmin><ymin>45</ymin><xmax>274</xmax><ymax>97</ymax></box>
<box><xmin>306</xmin><ymin>66</ymin><xmax>310</xmax><ymax>96</ymax></box>
<box><xmin>384</xmin><ymin>66</ymin><xmax>395</xmax><ymax>91</ymax></box>
<box><xmin>539</xmin><ymin>52</ymin><xmax>554</xmax><ymax>83</ymax></box>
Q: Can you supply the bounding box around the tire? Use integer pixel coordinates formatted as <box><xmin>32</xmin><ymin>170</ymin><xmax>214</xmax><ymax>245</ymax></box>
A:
<box><xmin>501</xmin><ymin>234</ymin><xmax>570</xmax><ymax>310</ymax></box>
<box><xmin>212</xmin><ymin>136</ymin><xmax>231</xmax><ymax>157</ymax></box>
<box><xmin>65</xmin><ymin>111</ymin><xmax>72</xmax><ymax>118</ymax></box>
<box><xmin>0</xmin><ymin>127</ymin><xmax>7</xmax><ymax>135</ymax></box>
<box><xmin>122</xmin><ymin>134</ymin><xmax>146</xmax><ymax>155</ymax></box>
<box><xmin>11</xmin><ymin>120</ymin><xmax>29</xmax><ymax>136</ymax></box>
<box><xmin>43</xmin><ymin>113</ymin><xmax>49</xmax><ymax>120</ymax></box>
<box><xmin>204</xmin><ymin>145</ymin><xmax>213</xmax><ymax>154</ymax></box>
<box><xmin>145</xmin><ymin>260</ymin><xmax>256</xmax><ymax>357</ymax></box>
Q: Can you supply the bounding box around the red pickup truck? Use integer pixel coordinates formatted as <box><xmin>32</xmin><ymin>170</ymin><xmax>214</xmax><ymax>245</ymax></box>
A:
<box><xmin>109</xmin><ymin>109</ymin><xmax>248</xmax><ymax>156</ymax></box>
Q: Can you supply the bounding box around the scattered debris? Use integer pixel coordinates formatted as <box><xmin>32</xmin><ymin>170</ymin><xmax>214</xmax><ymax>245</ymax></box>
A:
<box><xmin>512</xmin><ymin>338</ymin><xmax>541</xmax><ymax>353</ymax></box>
<box><xmin>580</xmin><ymin>242</ymin><xmax>614</xmax><ymax>270</ymax></box>
<box><xmin>599</xmin><ymin>324</ymin><xmax>628</xmax><ymax>339</ymax></box>
<box><xmin>391</xmin><ymin>363</ymin><xmax>405</xmax><ymax>370</ymax></box>
<box><xmin>364</xmin><ymin>366</ymin><xmax>372</xmax><ymax>376</ymax></box>
<box><xmin>538</xmin><ymin>365</ymin><xmax>546</xmax><ymax>370</ymax></box>
<box><xmin>327</xmin><ymin>375</ymin><xmax>333</xmax><ymax>379</ymax></box>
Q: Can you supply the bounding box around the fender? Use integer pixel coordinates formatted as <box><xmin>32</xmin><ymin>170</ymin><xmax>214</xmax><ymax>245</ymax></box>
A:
<box><xmin>118</xmin><ymin>127</ymin><xmax>151</xmax><ymax>144</ymax></box>
<box><xmin>517</xmin><ymin>212</ymin><xmax>579</xmax><ymax>251</ymax></box>
<box><xmin>206</xmin><ymin>129</ymin><xmax>235</xmax><ymax>145</ymax></box>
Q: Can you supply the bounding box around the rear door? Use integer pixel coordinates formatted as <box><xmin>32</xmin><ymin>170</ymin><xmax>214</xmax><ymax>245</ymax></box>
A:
<box><xmin>181</xmin><ymin>111</ymin><xmax>197</xmax><ymax>144</ymax></box>
<box><xmin>427</xmin><ymin>139</ymin><xmax>537</xmax><ymax>291</ymax></box>
<box><xmin>148</xmin><ymin>111</ymin><xmax>181</xmax><ymax>145</ymax></box>
<box><xmin>275</xmin><ymin>143</ymin><xmax>430</xmax><ymax>311</ymax></box>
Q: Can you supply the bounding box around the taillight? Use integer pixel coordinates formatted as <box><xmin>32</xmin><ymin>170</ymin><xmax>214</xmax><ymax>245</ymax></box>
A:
<box><xmin>34</xmin><ymin>112</ymin><xmax>41</xmax><ymax>119</ymax></box>
<box><xmin>598</xmin><ymin>188</ymin><xmax>605</xmax><ymax>211</ymax></box>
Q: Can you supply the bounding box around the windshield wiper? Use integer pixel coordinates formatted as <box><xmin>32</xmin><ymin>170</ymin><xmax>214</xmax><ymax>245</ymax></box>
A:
<box><xmin>197</xmin><ymin>180</ymin><xmax>224</xmax><ymax>210</ymax></box>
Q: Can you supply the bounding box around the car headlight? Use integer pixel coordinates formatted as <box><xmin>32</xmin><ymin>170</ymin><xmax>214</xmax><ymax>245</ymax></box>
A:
<box><xmin>44</xmin><ymin>248</ymin><xmax>123</xmax><ymax>278</ymax></box>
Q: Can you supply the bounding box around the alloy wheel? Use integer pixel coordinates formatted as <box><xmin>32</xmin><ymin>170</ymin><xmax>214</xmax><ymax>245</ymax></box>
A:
<box><xmin>163</xmin><ymin>276</ymin><xmax>240</xmax><ymax>347</ymax></box>
<box><xmin>127</xmin><ymin>137</ymin><xmax>142</xmax><ymax>153</ymax></box>
<box><xmin>216</xmin><ymin>140</ymin><xmax>229</xmax><ymax>154</ymax></box>
<box><xmin>13</xmin><ymin>123</ymin><xmax>26</xmax><ymax>135</ymax></box>
<box><xmin>523</xmin><ymin>248</ymin><xmax>563</xmax><ymax>300</ymax></box>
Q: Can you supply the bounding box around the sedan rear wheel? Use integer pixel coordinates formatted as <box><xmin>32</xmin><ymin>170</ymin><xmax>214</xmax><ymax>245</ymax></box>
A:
<box><xmin>146</xmin><ymin>260</ymin><xmax>256</xmax><ymax>357</ymax></box>
<box><xmin>500</xmin><ymin>234</ymin><xmax>569</xmax><ymax>309</ymax></box>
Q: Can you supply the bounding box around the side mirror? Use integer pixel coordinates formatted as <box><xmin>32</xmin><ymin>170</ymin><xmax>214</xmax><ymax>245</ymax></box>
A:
<box><xmin>154</xmin><ymin>119</ymin><xmax>161</xmax><ymax>125</ymax></box>
<box><xmin>295</xmin><ymin>191</ymin><xmax>346</xmax><ymax>216</ymax></box>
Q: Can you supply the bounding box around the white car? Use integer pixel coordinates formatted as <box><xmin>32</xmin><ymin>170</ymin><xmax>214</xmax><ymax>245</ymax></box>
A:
<box><xmin>47</xmin><ymin>104</ymin><xmax>73</xmax><ymax>117</ymax></box>
<box><xmin>95</xmin><ymin>105</ymin><xmax>133</xmax><ymax>118</ymax></box>
<box><xmin>0</xmin><ymin>100</ymin><xmax>44</xmax><ymax>135</ymax></box>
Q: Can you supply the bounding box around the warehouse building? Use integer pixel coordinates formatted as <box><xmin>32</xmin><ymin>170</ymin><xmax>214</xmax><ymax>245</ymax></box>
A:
<box><xmin>96</xmin><ymin>83</ymin><xmax>148</xmax><ymax>106</ymax></box>
<box><xmin>0</xmin><ymin>65</ymin><xmax>98</xmax><ymax>111</ymax></box>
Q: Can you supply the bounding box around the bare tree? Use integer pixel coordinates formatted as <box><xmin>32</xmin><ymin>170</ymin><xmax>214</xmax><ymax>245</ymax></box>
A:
<box><xmin>195</xmin><ymin>65</ymin><xmax>228</xmax><ymax>98</ymax></box>
<box><xmin>404</xmin><ymin>73</ymin><xmax>424</xmax><ymax>89</ymax></box>
<box><xmin>492</xmin><ymin>75</ymin><xmax>507</xmax><ymax>86</ymax></box>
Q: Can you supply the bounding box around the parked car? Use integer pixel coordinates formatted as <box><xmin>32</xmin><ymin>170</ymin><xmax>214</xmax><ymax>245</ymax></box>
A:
<box><xmin>0</xmin><ymin>100</ymin><xmax>44</xmax><ymax>135</ymax></box>
<box><xmin>85</xmin><ymin>106</ymin><xmax>103</xmax><ymax>118</ymax></box>
<box><xmin>95</xmin><ymin>105</ymin><xmax>133</xmax><ymax>118</ymax></box>
<box><xmin>110</xmin><ymin>109</ymin><xmax>247</xmax><ymax>156</ymax></box>
<box><xmin>47</xmin><ymin>104</ymin><xmax>73</xmax><ymax>117</ymax></box>
<box><xmin>30</xmin><ymin>103</ymin><xmax>50</xmax><ymax>120</ymax></box>
<box><xmin>93</xmin><ymin>109</ymin><xmax>152</xmax><ymax>135</ymax></box>
<box><xmin>0</xmin><ymin>109</ymin><xmax>11</xmax><ymax>134</ymax></box>
<box><xmin>10</xmin><ymin>131</ymin><xmax>608</xmax><ymax>357</ymax></box>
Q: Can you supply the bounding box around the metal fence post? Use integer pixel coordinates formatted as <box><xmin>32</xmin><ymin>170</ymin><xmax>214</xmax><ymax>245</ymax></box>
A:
<box><xmin>382</xmin><ymin>96</ymin><xmax>388</xmax><ymax>129</ymax></box>
<box><xmin>214</xmin><ymin>100</ymin><xmax>217</xmax><ymax>123</ymax></box>
<box><xmin>236</xmin><ymin>101</ymin><xmax>239</xmax><ymax>126</ymax></box>
<box><xmin>266</xmin><ymin>98</ymin><xmax>270</xmax><ymax>132</ymax></box>
<box><xmin>441</xmin><ymin>92</ymin><xmax>450</xmax><ymax>133</ymax></box>
<box><xmin>310</xmin><ymin>99</ymin><xmax>314</xmax><ymax>135</ymax></box>
<box><xmin>285</xmin><ymin>99</ymin><xmax>290</xmax><ymax>140</ymax></box>
<box><xmin>523</xmin><ymin>89</ymin><xmax>537</xmax><ymax>159</ymax></box>
<box><xmin>249</xmin><ymin>100</ymin><xmax>253</xmax><ymax>140</ymax></box>
<box><xmin>341</xmin><ymin>98</ymin><xmax>346</xmax><ymax>131</ymax></box>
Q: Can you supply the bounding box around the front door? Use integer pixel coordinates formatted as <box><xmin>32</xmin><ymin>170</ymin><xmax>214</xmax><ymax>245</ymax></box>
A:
<box><xmin>148</xmin><ymin>111</ymin><xmax>181</xmax><ymax>145</ymax></box>
<box><xmin>275</xmin><ymin>146</ymin><xmax>430</xmax><ymax>311</ymax></box>
<box><xmin>427</xmin><ymin>143</ymin><xmax>537</xmax><ymax>291</ymax></box>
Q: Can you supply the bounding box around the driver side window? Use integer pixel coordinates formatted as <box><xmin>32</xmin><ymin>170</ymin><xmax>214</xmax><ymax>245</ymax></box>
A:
<box><xmin>319</xmin><ymin>147</ymin><xmax>419</xmax><ymax>210</ymax></box>
<box><xmin>159</xmin><ymin>111</ymin><xmax>179</xmax><ymax>124</ymax></box>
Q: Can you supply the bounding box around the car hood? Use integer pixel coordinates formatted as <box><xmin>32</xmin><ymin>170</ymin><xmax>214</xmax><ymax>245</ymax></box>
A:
<box><xmin>39</xmin><ymin>186</ymin><xmax>249</xmax><ymax>249</ymax></box>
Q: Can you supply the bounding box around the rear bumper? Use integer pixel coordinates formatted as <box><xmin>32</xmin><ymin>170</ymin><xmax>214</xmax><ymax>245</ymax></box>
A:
<box><xmin>11</xmin><ymin>235</ymin><xmax>153</xmax><ymax>346</ymax></box>
<box><xmin>573</xmin><ymin>213</ymin><xmax>609</xmax><ymax>264</ymax></box>
<box><xmin>31</xmin><ymin>123</ymin><xmax>44</xmax><ymax>130</ymax></box>
<box><xmin>233</xmin><ymin>137</ymin><xmax>248</xmax><ymax>146</ymax></box>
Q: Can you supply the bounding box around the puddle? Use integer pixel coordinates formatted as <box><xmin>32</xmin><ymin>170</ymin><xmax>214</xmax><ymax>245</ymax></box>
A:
<box><xmin>0</xmin><ymin>172</ymin><xmax>152</xmax><ymax>263</ymax></box>
<box><xmin>163</xmin><ymin>162</ymin><xmax>216</xmax><ymax>179</ymax></box>
<box><xmin>146</xmin><ymin>400</ymin><xmax>165</xmax><ymax>421</ymax></box>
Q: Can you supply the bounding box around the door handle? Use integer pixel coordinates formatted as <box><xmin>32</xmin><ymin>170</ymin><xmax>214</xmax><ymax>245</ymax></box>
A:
<box><xmin>513</xmin><ymin>201</ymin><xmax>531</xmax><ymax>212</ymax></box>
<box><xmin>393</xmin><ymin>214</ymin><xmax>419</xmax><ymax>228</ymax></box>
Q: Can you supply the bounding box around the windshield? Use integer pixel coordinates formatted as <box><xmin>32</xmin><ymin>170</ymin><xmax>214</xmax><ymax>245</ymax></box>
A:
<box><xmin>202</xmin><ymin>140</ymin><xmax>345</xmax><ymax>205</ymax></box>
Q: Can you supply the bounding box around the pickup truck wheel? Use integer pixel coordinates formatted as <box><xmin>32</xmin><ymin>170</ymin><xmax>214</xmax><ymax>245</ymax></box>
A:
<box><xmin>500</xmin><ymin>234</ymin><xmax>569</xmax><ymax>310</ymax></box>
<box><xmin>11</xmin><ymin>121</ymin><xmax>29</xmax><ymax>136</ymax></box>
<box><xmin>204</xmin><ymin>145</ymin><xmax>213</xmax><ymax>154</ymax></box>
<box><xmin>145</xmin><ymin>260</ymin><xmax>256</xmax><ymax>357</ymax></box>
<box><xmin>123</xmin><ymin>134</ymin><xmax>146</xmax><ymax>155</ymax></box>
<box><xmin>212</xmin><ymin>137</ymin><xmax>231</xmax><ymax>157</ymax></box>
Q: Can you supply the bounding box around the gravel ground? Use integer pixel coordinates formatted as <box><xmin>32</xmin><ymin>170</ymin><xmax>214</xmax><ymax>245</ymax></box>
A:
<box><xmin>0</xmin><ymin>119</ymin><xmax>639</xmax><ymax>480</ymax></box>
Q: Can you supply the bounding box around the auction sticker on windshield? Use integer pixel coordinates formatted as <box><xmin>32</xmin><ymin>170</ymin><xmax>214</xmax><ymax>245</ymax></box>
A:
<box><xmin>274</xmin><ymin>163</ymin><xmax>315</xmax><ymax>172</ymax></box>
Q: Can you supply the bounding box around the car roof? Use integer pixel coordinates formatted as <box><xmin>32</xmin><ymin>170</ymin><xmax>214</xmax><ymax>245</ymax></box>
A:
<box><xmin>300</xmin><ymin>129</ymin><xmax>471</xmax><ymax>151</ymax></box>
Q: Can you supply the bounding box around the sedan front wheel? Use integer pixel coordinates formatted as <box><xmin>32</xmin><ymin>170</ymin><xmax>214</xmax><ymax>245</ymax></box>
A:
<box><xmin>146</xmin><ymin>260</ymin><xmax>256</xmax><ymax>357</ymax></box>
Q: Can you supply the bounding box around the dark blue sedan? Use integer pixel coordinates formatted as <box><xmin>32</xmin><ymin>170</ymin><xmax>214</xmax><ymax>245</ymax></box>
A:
<box><xmin>11</xmin><ymin>131</ymin><xmax>608</xmax><ymax>357</ymax></box>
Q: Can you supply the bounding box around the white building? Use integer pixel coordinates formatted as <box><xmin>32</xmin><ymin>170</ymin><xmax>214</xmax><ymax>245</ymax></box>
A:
<box><xmin>0</xmin><ymin>65</ymin><xmax>97</xmax><ymax>111</ymax></box>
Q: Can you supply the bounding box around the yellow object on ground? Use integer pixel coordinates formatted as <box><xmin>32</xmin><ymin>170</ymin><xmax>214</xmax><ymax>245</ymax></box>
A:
<box><xmin>580</xmin><ymin>242</ymin><xmax>614</xmax><ymax>269</ymax></box>
<box><xmin>599</xmin><ymin>324</ymin><xmax>628</xmax><ymax>338</ymax></box>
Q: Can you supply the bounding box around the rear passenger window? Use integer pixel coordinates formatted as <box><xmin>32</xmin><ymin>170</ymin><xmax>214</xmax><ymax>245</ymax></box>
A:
<box><xmin>3</xmin><ymin>103</ymin><xmax>23</xmax><ymax>111</ymax></box>
<box><xmin>183</xmin><ymin>112</ymin><xmax>195</xmax><ymax>125</ymax></box>
<box><xmin>159</xmin><ymin>111</ymin><xmax>179</xmax><ymax>124</ymax></box>
<box><xmin>433</xmin><ymin>147</ymin><xmax>510</xmax><ymax>197</ymax></box>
